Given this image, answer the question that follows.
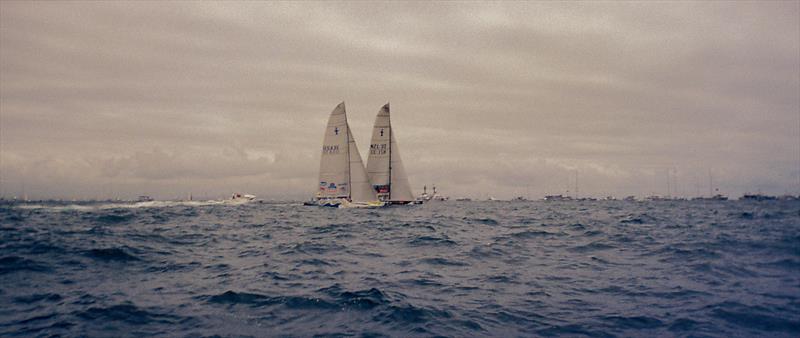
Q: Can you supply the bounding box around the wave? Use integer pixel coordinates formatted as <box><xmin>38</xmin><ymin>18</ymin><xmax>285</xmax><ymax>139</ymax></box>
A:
<box><xmin>569</xmin><ymin>241</ymin><xmax>616</xmax><ymax>253</ymax></box>
<box><xmin>13</xmin><ymin>293</ymin><xmax>63</xmax><ymax>304</ymax></box>
<box><xmin>583</xmin><ymin>229</ymin><xmax>604</xmax><ymax>237</ymax></box>
<box><xmin>319</xmin><ymin>285</ymin><xmax>391</xmax><ymax>310</ymax></box>
<box><xmin>667</xmin><ymin>317</ymin><xmax>702</xmax><ymax>332</ymax></box>
<box><xmin>762</xmin><ymin>258</ymin><xmax>800</xmax><ymax>271</ymax></box>
<box><xmin>510</xmin><ymin>230</ymin><xmax>564</xmax><ymax>239</ymax></box>
<box><xmin>11</xmin><ymin>199</ymin><xmax>258</xmax><ymax>212</ymax></box>
<box><xmin>95</xmin><ymin>213</ymin><xmax>135</xmax><ymax>224</ymax></box>
<box><xmin>74</xmin><ymin>303</ymin><xmax>191</xmax><ymax>325</ymax></box>
<box><xmin>464</xmin><ymin>217</ymin><xmax>499</xmax><ymax>226</ymax></box>
<box><xmin>399</xmin><ymin>278</ymin><xmax>445</xmax><ymax>288</ymax></box>
<box><xmin>7</xmin><ymin>316</ymin><xmax>75</xmax><ymax>336</ymax></box>
<box><xmin>619</xmin><ymin>213</ymin><xmax>658</xmax><ymax>224</ymax></box>
<box><xmin>373</xmin><ymin>304</ymin><xmax>452</xmax><ymax>325</ymax></box>
<box><xmin>468</xmin><ymin>244</ymin><xmax>508</xmax><ymax>259</ymax></box>
<box><xmin>709</xmin><ymin>301</ymin><xmax>800</xmax><ymax>334</ymax></box>
<box><xmin>84</xmin><ymin>247</ymin><xmax>140</xmax><ymax>262</ymax></box>
<box><xmin>419</xmin><ymin>257</ymin><xmax>468</xmax><ymax>266</ymax></box>
<box><xmin>602</xmin><ymin>315</ymin><xmax>664</xmax><ymax>329</ymax></box>
<box><xmin>296</xmin><ymin>258</ymin><xmax>333</xmax><ymax>266</ymax></box>
<box><xmin>279</xmin><ymin>242</ymin><xmax>346</xmax><ymax>255</ymax></box>
<box><xmin>0</xmin><ymin>256</ymin><xmax>52</xmax><ymax>274</ymax></box>
<box><xmin>408</xmin><ymin>236</ymin><xmax>457</xmax><ymax>247</ymax></box>
<box><xmin>536</xmin><ymin>323</ymin><xmax>613</xmax><ymax>337</ymax></box>
<box><xmin>595</xmin><ymin>285</ymin><xmax>710</xmax><ymax>299</ymax></box>
<box><xmin>568</xmin><ymin>223</ymin><xmax>586</xmax><ymax>229</ymax></box>
<box><xmin>203</xmin><ymin>290</ymin><xmax>338</xmax><ymax>310</ymax></box>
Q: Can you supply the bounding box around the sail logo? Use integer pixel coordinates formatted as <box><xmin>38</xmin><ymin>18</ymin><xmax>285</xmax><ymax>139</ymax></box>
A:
<box><xmin>327</xmin><ymin>182</ymin><xmax>337</xmax><ymax>191</ymax></box>
<box><xmin>370</xmin><ymin>143</ymin><xmax>387</xmax><ymax>155</ymax></box>
<box><xmin>322</xmin><ymin>145</ymin><xmax>339</xmax><ymax>154</ymax></box>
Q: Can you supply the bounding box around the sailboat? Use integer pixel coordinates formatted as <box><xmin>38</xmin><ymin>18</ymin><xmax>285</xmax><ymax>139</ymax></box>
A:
<box><xmin>366</xmin><ymin>103</ymin><xmax>417</xmax><ymax>205</ymax></box>
<box><xmin>311</xmin><ymin>102</ymin><xmax>384</xmax><ymax>208</ymax></box>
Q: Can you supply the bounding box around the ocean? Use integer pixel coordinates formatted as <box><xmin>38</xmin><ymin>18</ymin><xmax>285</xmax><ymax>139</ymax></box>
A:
<box><xmin>0</xmin><ymin>200</ymin><xmax>798</xmax><ymax>337</ymax></box>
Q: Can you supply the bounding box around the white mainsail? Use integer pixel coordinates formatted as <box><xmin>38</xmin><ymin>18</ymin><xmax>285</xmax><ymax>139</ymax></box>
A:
<box><xmin>316</xmin><ymin>102</ymin><xmax>378</xmax><ymax>203</ymax></box>
<box><xmin>366</xmin><ymin>103</ymin><xmax>415</xmax><ymax>202</ymax></box>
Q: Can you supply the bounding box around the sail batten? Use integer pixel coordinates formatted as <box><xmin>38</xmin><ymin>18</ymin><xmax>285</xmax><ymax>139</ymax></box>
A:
<box><xmin>366</xmin><ymin>103</ymin><xmax>415</xmax><ymax>202</ymax></box>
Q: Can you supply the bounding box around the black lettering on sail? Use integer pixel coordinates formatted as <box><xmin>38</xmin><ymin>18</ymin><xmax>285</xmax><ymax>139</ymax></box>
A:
<box><xmin>322</xmin><ymin>145</ymin><xmax>339</xmax><ymax>154</ymax></box>
<box><xmin>370</xmin><ymin>144</ymin><xmax>388</xmax><ymax>155</ymax></box>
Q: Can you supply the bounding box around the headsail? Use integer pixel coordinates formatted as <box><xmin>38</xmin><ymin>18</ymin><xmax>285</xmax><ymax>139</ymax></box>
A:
<box><xmin>347</xmin><ymin>120</ymin><xmax>378</xmax><ymax>203</ymax></box>
<box><xmin>366</xmin><ymin>103</ymin><xmax>414</xmax><ymax>202</ymax></box>
<box><xmin>316</xmin><ymin>102</ymin><xmax>378</xmax><ymax>203</ymax></box>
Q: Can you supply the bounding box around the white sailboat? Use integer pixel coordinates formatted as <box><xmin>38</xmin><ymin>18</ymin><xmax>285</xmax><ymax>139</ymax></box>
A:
<box><xmin>312</xmin><ymin>102</ymin><xmax>384</xmax><ymax>208</ymax></box>
<box><xmin>366</xmin><ymin>103</ymin><xmax>417</xmax><ymax>205</ymax></box>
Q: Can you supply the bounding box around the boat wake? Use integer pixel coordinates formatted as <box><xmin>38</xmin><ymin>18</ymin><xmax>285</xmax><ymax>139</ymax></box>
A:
<box><xmin>12</xmin><ymin>199</ymin><xmax>253</xmax><ymax>212</ymax></box>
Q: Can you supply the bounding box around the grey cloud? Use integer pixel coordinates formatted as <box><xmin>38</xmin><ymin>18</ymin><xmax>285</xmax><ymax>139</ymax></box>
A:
<box><xmin>1</xmin><ymin>1</ymin><xmax>797</xmax><ymax>199</ymax></box>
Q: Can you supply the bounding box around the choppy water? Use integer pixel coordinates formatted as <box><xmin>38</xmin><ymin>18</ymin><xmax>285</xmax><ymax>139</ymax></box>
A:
<box><xmin>1</xmin><ymin>200</ymin><xmax>798</xmax><ymax>337</ymax></box>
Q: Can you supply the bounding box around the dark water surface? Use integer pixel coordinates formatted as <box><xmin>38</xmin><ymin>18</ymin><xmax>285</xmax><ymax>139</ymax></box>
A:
<box><xmin>1</xmin><ymin>200</ymin><xmax>798</xmax><ymax>337</ymax></box>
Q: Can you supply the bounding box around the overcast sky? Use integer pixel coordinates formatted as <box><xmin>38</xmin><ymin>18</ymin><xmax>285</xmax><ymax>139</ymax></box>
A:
<box><xmin>1</xmin><ymin>1</ymin><xmax>798</xmax><ymax>200</ymax></box>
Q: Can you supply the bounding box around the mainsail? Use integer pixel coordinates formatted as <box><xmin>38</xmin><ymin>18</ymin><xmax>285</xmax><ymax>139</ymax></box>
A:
<box><xmin>366</xmin><ymin>103</ymin><xmax>415</xmax><ymax>202</ymax></box>
<box><xmin>316</xmin><ymin>102</ymin><xmax>378</xmax><ymax>203</ymax></box>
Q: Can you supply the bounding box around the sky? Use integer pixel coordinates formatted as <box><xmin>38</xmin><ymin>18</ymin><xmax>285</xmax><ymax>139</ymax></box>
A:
<box><xmin>1</xmin><ymin>1</ymin><xmax>798</xmax><ymax>200</ymax></box>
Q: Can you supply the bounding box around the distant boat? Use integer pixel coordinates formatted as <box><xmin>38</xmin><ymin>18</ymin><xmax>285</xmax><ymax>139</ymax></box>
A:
<box><xmin>311</xmin><ymin>102</ymin><xmax>384</xmax><ymax>208</ymax></box>
<box><xmin>544</xmin><ymin>195</ymin><xmax>572</xmax><ymax>201</ymax></box>
<box><xmin>229</xmin><ymin>193</ymin><xmax>256</xmax><ymax>204</ymax></box>
<box><xmin>740</xmin><ymin>194</ymin><xmax>775</xmax><ymax>201</ymax></box>
<box><xmin>418</xmin><ymin>185</ymin><xmax>448</xmax><ymax>202</ymax></box>
<box><xmin>645</xmin><ymin>195</ymin><xmax>669</xmax><ymax>201</ymax></box>
<box><xmin>136</xmin><ymin>195</ymin><xmax>154</xmax><ymax>202</ymax></box>
<box><xmin>366</xmin><ymin>103</ymin><xmax>417</xmax><ymax>205</ymax></box>
<box><xmin>692</xmin><ymin>194</ymin><xmax>728</xmax><ymax>201</ymax></box>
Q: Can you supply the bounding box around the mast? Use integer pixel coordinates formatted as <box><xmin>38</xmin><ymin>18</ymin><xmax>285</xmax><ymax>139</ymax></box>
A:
<box><xmin>346</xmin><ymin>120</ymin><xmax>352</xmax><ymax>200</ymax></box>
<box><xmin>666</xmin><ymin>168</ymin><xmax>670</xmax><ymax>198</ymax></box>
<box><xmin>388</xmin><ymin>112</ymin><xmax>392</xmax><ymax>201</ymax></box>
<box><xmin>708</xmin><ymin>169</ymin><xmax>713</xmax><ymax>197</ymax></box>
<box><xmin>575</xmin><ymin>170</ymin><xmax>578</xmax><ymax>199</ymax></box>
<box><xmin>673</xmin><ymin>168</ymin><xmax>678</xmax><ymax>198</ymax></box>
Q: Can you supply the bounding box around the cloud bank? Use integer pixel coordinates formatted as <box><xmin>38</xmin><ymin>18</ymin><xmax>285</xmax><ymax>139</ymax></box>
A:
<box><xmin>1</xmin><ymin>1</ymin><xmax>798</xmax><ymax>199</ymax></box>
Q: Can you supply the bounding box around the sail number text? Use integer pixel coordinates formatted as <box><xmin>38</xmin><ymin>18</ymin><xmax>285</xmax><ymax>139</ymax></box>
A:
<box><xmin>322</xmin><ymin>145</ymin><xmax>340</xmax><ymax>154</ymax></box>
<box><xmin>370</xmin><ymin>143</ymin><xmax>388</xmax><ymax>155</ymax></box>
